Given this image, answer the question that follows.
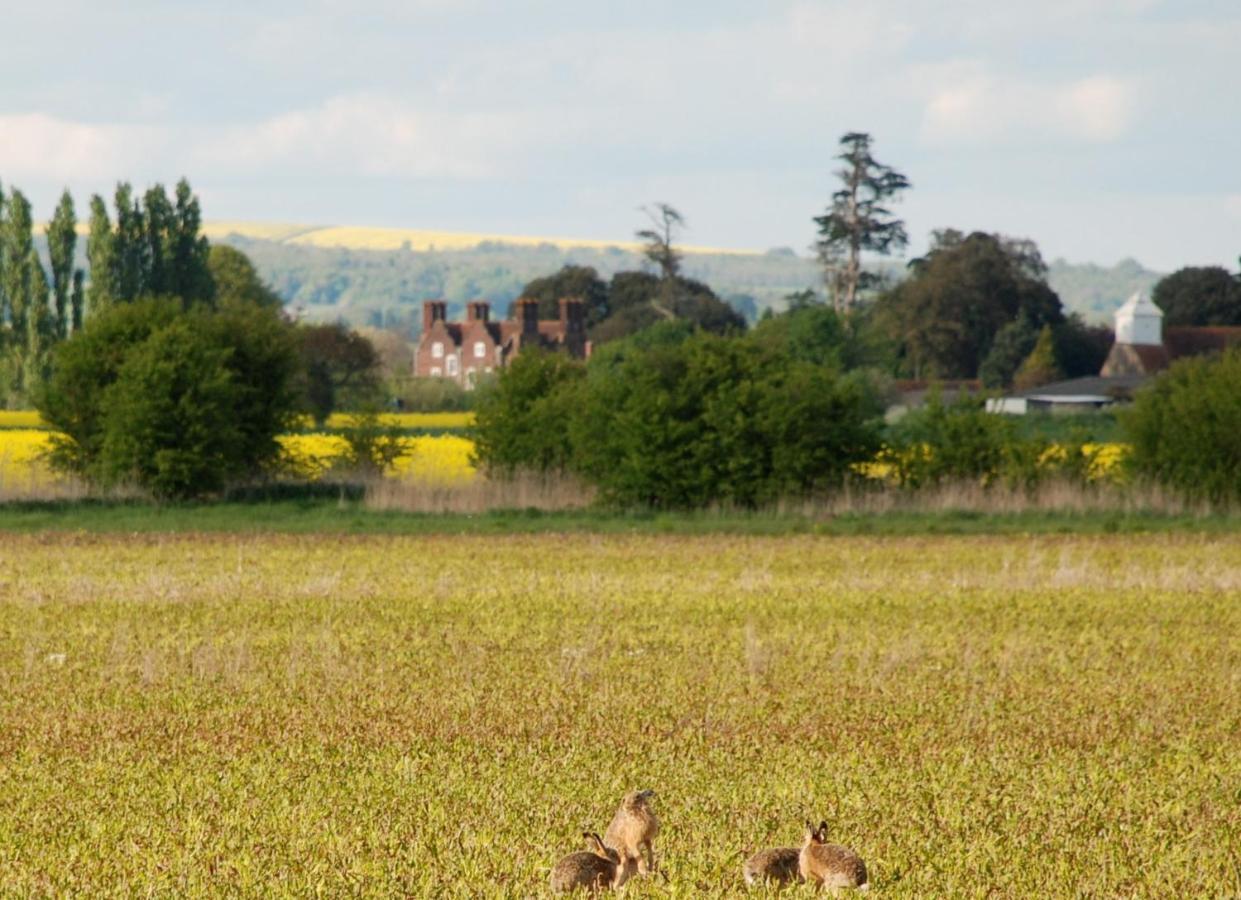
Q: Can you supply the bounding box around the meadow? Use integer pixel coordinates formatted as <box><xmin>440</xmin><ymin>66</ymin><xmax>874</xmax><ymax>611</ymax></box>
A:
<box><xmin>0</xmin><ymin>533</ymin><xmax>1237</xmax><ymax>896</ymax></box>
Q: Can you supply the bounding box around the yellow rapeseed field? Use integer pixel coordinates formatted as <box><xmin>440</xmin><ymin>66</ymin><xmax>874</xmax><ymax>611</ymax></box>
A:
<box><xmin>278</xmin><ymin>433</ymin><xmax>476</xmax><ymax>482</ymax></box>
<box><xmin>0</xmin><ymin>429</ymin><xmax>56</xmax><ymax>490</ymax></box>
<box><xmin>0</xmin><ymin>533</ymin><xmax>1236</xmax><ymax>895</ymax></box>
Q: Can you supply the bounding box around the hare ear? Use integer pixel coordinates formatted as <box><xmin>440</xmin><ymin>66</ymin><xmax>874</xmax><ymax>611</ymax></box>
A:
<box><xmin>819</xmin><ymin>820</ymin><xmax>828</xmax><ymax>834</ymax></box>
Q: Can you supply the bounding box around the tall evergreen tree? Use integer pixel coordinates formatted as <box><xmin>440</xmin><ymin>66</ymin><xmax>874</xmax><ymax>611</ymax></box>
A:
<box><xmin>71</xmin><ymin>270</ymin><xmax>85</xmax><ymax>333</ymax></box>
<box><xmin>813</xmin><ymin>132</ymin><xmax>911</xmax><ymax>313</ymax></box>
<box><xmin>171</xmin><ymin>178</ymin><xmax>213</xmax><ymax>304</ymax></box>
<box><xmin>86</xmin><ymin>195</ymin><xmax>117</xmax><ymax>313</ymax></box>
<box><xmin>48</xmin><ymin>189</ymin><xmax>78</xmax><ymax>339</ymax></box>
<box><xmin>3</xmin><ymin>189</ymin><xmax>34</xmax><ymax>341</ymax></box>
<box><xmin>143</xmin><ymin>185</ymin><xmax>173</xmax><ymax>296</ymax></box>
<box><xmin>113</xmin><ymin>183</ymin><xmax>145</xmax><ymax>301</ymax></box>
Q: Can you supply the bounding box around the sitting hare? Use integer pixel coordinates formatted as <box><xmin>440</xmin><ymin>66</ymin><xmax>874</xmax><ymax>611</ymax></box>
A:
<box><xmin>604</xmin><ymin>789</ymin><xmax>660</xmax><ymax>875</ymax></box>
<box><xmin>742</xmin><ymin>846</ymin><xmax>802</xmax><ymax>886</ymax></box>
<box><xmin>799</xmin><ymin>820</ymin><xmax>869</xmax><ymax>891</ymax></box>
<box><xmin>549</xmin><ymin>832</ymin><xmax>630</xmax><ymax>893</ymax></box>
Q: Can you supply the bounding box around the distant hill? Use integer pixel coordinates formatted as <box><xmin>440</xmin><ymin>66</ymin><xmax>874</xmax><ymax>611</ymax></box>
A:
<box><xmin>45</xmin><ymin>220</ymin><xmax>1165</xmax><ymax>332</ymax></box>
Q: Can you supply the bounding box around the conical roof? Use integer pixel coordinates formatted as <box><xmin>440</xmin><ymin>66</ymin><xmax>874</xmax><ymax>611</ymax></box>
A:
<box><xmin>1115</xmin><ymin>291</ymin><xmax>1163</xmax><ymax>320</ymax></box>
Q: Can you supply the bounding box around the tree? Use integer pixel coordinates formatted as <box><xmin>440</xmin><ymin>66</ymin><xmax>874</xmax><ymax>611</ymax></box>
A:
<box><xmin>813</xmin><ymin>132</ymin><xmax>910</xmax><ymax>312</ymax></box>
<box><xmin>38</xmin><ymin>298</ymin><xmax>298</xmax><ymax>499</ymax></box>
<box><xmin>589</xmin><ymin>272</ymin><xmax>744</xmax><ymax>344</ymax></box>
<box><xmin>86</xmin><ymin>195</ymin><xmax>117</xmax><ymax>313</ymax></box>
<box><xmin>1122</xmin><ymin>347</ymin><xmax>1241</xmax><ymax>501</ymax></box>
<box><xmin>874</xmin><ymin>231</ymin><xmax>1064</xmax><ymax>379</ymax></box>
<box><xmin>47</xmin><ymin>190</ymin><xmax>79</xmax><ymax>340</ymax></box>
<box><xmin>113</xmin><ymin>183</ymin><xmax>145</xmax><ymax>301</ymax></box>
<box><xmin>514</xmin><ymin>264</ymin><xmax>609</xmax><ymax>326</ymax></box>
<box><xmin>295</xmin><ymin>323</ymin><xmax>382</xmax><ymax>425</ymax></box>
<box><xmin>1151</xmin><ymin>266</ymin><xmax>1241</xmax><ymax>326</ymax></box>
<box><xmin>471</xmin><ymin>349</ymin><xmax>585</xmax><ymax>475</ymax></box>
<box><xmin>170</xmin><ymin>178</ymin><xmax>213</xmax><ymax>302</ymax></box>
<box><xmin>1012</xmin><ymin>325</ymin><xmax>1064</xmax><ymax>390</ymax></box>
<box><xmin>636</xmin><ymin>203</ymin><xmax>684</xmax><ymax>280</ymax></box>
<box><xmin>207</xmin><ymin>244</ymin><xmax>282</xmax><ymax>308</ymax></box>
<box><xmin>979</xmin><ymin>318</ymin><xmax>1038</xmax><ymax>388</ymax></box>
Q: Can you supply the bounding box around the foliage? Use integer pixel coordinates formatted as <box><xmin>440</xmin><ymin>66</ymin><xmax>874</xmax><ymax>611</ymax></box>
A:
<box><xmin>1151</xmin><ymin>264</ymin><xmax>1241</xmax><ymax>326</ymax></box>
<box><xmin>327</xmin><ymin>408</ymin><xmax>409</xmax><ymax>476</ymax></box>
<box><xmin>748</xmin><ymin>298</ymin><xmax>889</xmax><ymax>371</ymax></box>
<box><xmin>0</xmin><ymin>533</ymin><xmax>1237</xmax><ymax>894</ymax></box>
<box><xmin>470</xmin><ymin>349</ymin><xmax>586</xmax><ymax>476</ymax></box>
<box><xmin>393</xmin><ymin>376</ymin><xmax>474</xmax><ymax>412</ymax></box>
<box><xmin>979</xmin><ymin>318</ymin><xmax>1037</xmax><ymax>388</ymax></box>
<box><xmin>294</xmin><ymin>323</ymin><xmax>382</xmax><ymax>426</ymax></box>
<box><xmin>813</xmin><ymin>132</ymin><xmax>910</xmax><ymax>311</ymax></box>
<box><xmin>36</xmin><ymin>298</ymin><xmax>298</xmax><ymax>499</ymax></box>
<box><xmin>87</xmin><ymin>179</ymin><xmax>212</xmax><ymax>309</ymax></box>
<box><xmin>1012</xmin><ymin>325</ymin><xmax>1064</xmax><ymax>390</ymax></box>
<box><xmin>875</xmin><ymin>231</ymin><xmax>1064</xmax><ymax>379</ymax></box>
<box><xmin>512</xmin><ymin>264</ymin><xmax>610</xmax><ymax>326</ymax></box>
<box><xmin>207</xmin><ymin>244</ymin><xmax>283</xmax><ymax>308</ymax></box>
<box><xmin>1122</xmin><ymin>347</ymin><xmax>1241</xmax><ymax>501</ymax></box>
<box><xmin>635</xmin><ymin>202</ymin><xmax>684</xmax><ymax>279</ymax></box>
<box><xmin>588</xmin><ymin>272</ymin><xmax>746</xmax><ymax>344</ymax></box>
<box><xmin>1052</xmin><ymin>314</ymin><xmax>1113</xmax><ymax>379</ymax></box>
<box><xmin>569</xmin><ymin>335</ymin><xmax>884</xmax><ymax>507</ymax></box>
<box><xmin>884</xmin><ymin>392</ymin><xmax>1017</xmax><ymax>487</ymax></box>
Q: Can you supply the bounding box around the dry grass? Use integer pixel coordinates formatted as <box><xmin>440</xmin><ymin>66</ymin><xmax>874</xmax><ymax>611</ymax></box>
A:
<box><xmin>0</xmin><ymin>533</ymin><xmax>1237</xmax><ymax>895</ymax></box>
<box><xmin>364</xmin><ymin>471</ymin><xmax>596</xmax><ymax>513</ymax></box>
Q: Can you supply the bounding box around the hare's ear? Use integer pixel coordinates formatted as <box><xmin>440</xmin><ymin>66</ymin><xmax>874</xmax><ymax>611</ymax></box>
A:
<box><xmin>819</xmin><ymin>820</ymin><xmax>828</xmax><ymax>834</ymax></box>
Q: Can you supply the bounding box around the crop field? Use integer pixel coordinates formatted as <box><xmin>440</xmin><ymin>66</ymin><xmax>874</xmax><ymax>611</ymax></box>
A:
<box><xmin>0</xmin><ymin>533</ymin><xmax>1237</xmax><ymax>895</ymax></box>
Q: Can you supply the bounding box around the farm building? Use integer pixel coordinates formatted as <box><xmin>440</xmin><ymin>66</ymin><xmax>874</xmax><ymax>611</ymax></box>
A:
<box><xmin>989</xmin><ymin>292</ymin><xmax>1241</xmax><ymax>414</ymax></box>
<box><xmin>412</xmin><ymin>298</ymin><xmax>590</xmax><ymax>388</ymax></box>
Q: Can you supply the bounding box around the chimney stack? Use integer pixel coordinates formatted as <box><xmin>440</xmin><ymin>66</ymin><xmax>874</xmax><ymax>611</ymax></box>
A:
<box><xmin>466</xmin><ymin>301</ymin><xmax>490</xmax><ymax>323</ymax></box>
<box><xmin>559</xmin><ymin>297</ymin><xmax>585</xmax><ymax>333</ymax></box>
<box><xmin>422</xmin><ymin>300</ymin><xmax>447</xmax><ymax>333</ymax></box>
<box><xmin>517</xmin><ymin>298</ymin><xmax>540</xmax><ymax>338</ymax></box>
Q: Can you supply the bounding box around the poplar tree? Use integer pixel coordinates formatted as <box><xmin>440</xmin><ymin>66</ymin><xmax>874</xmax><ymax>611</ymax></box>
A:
<box><xmin>143</xmin><ymin>185</ymin><xmax>172</xmax><ymax>296</ymax></box>
<box><xmin>48</xmin><ymin>190</ymin><xmax>78</xmax><ymax>339</ymax></box>
<box><xmin>171</xmin><ymin>178</ymin><xmax>212</xmax><ymax>304</ymax></box>
<box><xmin>86</xmin><ymin>195</ymin><xmax>117</xmax><ymax>313</ymax></box>
<box><xmin>113</xmin><ymin>183</ymin><xmax>145</xmax><ymax>300</ymax></box>
<box><xmin>813</xmin><ymin>132</ymin><xmax>911</xmax><ymax>313</ymax></box>
<box><xmin>3</xmin><ymin>189</ymin><xmax>34</xmax><ymax>341</ymax></box>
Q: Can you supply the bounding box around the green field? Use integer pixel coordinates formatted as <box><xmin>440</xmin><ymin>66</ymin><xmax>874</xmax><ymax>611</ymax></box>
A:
<box><xmin>1</xmin><ymin>533</ymin><xmax>1238</xmax><ymax>895</ymax></box>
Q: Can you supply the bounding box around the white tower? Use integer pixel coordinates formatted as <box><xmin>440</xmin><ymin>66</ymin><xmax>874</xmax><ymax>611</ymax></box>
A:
<box><xmin>1114</xmin><ymin>292</ymin><xmax>1163</xmax><ymax>346</ymax></box>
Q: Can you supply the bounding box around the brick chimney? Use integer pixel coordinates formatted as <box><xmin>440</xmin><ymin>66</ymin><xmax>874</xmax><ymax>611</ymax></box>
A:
<box><xmin>516</xmin><ymin>298</ymin><xmax>540</xmax><ymax>338</ymax></box>
<box><xmin>422</xmin><ymin>300</ymin><xmax>447</xmax><ymax>333</ymax></box>
<box><xmin>559</xmin><ymin>298</ymin><xmax>585</xmax><ymax>333</ymax></box>
<box><xmin>466</xmin><ymin>301</ymin><xmax>490</xmax><ymax>323</ymax></box>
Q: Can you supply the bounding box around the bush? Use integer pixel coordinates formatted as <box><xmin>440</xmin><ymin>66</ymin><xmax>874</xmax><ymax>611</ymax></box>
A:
<box><xmin>569</xmin><ymin>335</ymin><xmax>883</xmax><ymax>508</ymax></box>
<box><xmin>470</xmin><ymin>350</ymin><xmax>585</xmax><ymax>475</ymax></box>
<box><xmin>1122</xmin><ymin>348</ymin><xmax>1241</xmax><ymax>501</ymax></box>
<box><xmin>38</xmin><ymin>298</ymin><xmax>298</xmax><ymax>499</ymax></box>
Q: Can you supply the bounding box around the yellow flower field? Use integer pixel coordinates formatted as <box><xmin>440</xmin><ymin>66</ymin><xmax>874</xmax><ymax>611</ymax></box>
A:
<box><xmin>0</xmin><ymin>429</ymin><xmax>56</xmax><ymax>490</ymax></box>
<box><xmin>278</xmin><ymin>433</ymin><xmax>476</xmax><ymax>482</ymax></box>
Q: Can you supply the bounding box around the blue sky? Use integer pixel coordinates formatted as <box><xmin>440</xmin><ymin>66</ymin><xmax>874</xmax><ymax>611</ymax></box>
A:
<box><xmin>2</xmin><ymin>0</ymin><xmax>1238</xmax><ymax>270</ymax></box>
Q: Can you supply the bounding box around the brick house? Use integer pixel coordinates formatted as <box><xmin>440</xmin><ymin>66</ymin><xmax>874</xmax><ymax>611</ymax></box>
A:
<box><xmin>413</xmin><ymin>298</ymin><xmax>590</xmax><ymax>388</ymax></box>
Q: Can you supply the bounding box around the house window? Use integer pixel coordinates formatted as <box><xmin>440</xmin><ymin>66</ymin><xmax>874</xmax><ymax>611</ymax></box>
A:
<box><xmin>431</xmin><ymin>341</ymin><xmax>444</xmax><ymax>359</ymax></box>
<box><xmin>465</xmin><ymin>369</ymin><xmax>477</xmax><ymax>389</ymax></box>
<box><xmin>474</xmin><ymin>341</ymin><xmax>486</xmax><ymax>359</ymax></box>
<box><xmin>430</xmin><ymin>366</ymin><xmax>442</xmax><ymax>377</ymax></box>
<box><xmin>446</xmin><ymin>356</ymin><xmax>459</xmax><ymax>376</ymax></box>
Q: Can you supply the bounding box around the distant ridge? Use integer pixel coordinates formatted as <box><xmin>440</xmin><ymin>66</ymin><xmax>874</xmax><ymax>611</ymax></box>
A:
<box><xmin>199</xmin><ymin>221</ymin><xmax>757</xmax><ymax>257</ymax></box>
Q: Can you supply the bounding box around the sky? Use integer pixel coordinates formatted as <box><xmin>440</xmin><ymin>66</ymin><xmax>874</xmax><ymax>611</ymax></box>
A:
<box><xmin>1</xmin><ymin>0</ymin><xmax>1238</xmax><ymax>271</ymax></box>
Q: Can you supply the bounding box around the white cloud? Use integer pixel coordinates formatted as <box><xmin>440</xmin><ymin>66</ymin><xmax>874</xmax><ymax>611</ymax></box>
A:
<box><xmin>918</xmin><ymin>64</ymin><xmax>1137</xmax><ymax>146</ymax></box>
<box><xmin>194</xmin><ymin>94</ymin><xmax>518</xmax><ymax>178</ymax></box>
<box><xmin>0</xmin><ymin>113</ymin><xmax>163</xmax><ymax>180</ymax></box>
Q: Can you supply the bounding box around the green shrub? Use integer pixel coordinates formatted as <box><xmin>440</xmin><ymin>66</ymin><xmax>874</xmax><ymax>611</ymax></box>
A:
<box><xmin>886</xmin><ymin>393</ymin><xmax>1017</xmax><ymax>487</ymax></box>
<box><xmin>470</xmin><ymin>350</ymin><xmax>585</xmax><ymax>475</ymax></box>
<box><xmin>569</xmin><ymin>335</ymin><xmax>883</xmax><ymax>508</ymax></box>
<box><xmin>1122</xmin><ymin>348</ymin><xmax>1241</xmax><ymax>501</ymax></box>
<box><xmin>37</xmin><ymin>297</ymin><xmax>298</xmax><ymax>499</ymax></box>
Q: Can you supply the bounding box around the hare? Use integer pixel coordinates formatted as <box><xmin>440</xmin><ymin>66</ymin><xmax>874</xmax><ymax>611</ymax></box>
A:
<box><xmin>742</xmin><ymin>846</ymin><xmax>802</xmax><ymax>886</ymax></box>
<box><xmin>549</xmin><ymin>832</ymin><xmax>630</xmax><ymax>893</ymax></box>
<box><xmin>799</xmin><ymin>821</ymin><xmax>869</xmax><ymax>891</ymax></box>
<box><xmin>604</xmin><ymin>789</ymin><xmax>660</xmax><ymax>875</ymax></box>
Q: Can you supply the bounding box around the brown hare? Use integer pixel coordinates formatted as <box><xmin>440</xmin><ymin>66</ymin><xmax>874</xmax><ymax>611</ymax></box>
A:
<box><xmin>798</xmin><ymin>820</ymin><xmax>869</xmax><ymax>891</ymax></box>
<box><xmin>604</xmin><ymin>789</ymin><xmax>660</xmax><ymax>875</ymax></box>
<box><xmin>742</xmin><ymin>846</ymin><xmax>802</xmax><ymax>886</ymax></box>
<box><xmin>549</xmin><ymin>832</ymin><xmax>630</xmax><ymax>893</ymax></box>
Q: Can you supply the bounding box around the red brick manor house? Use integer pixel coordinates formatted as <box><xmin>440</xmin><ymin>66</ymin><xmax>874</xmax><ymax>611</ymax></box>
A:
<box><xmin>413</xmin><ymin>298</ymin><xmax>590</xmax><ymax>388</ymax></box>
